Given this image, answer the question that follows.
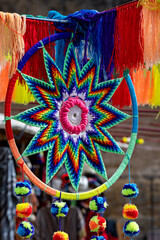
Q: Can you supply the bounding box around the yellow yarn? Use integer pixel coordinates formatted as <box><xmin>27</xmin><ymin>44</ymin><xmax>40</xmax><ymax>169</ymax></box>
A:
<box><xmin>149</xmin><ymin>65</ymin><xmax>160</xmax><ymax>107</ymax></box>
<box><xmin>12</xmin><ymin>77</ymin><xmax>35</xmax><ymax>104</ymax></box>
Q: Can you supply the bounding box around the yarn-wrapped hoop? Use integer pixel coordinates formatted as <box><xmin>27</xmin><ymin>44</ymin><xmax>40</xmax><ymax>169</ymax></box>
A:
<box><xmin>5</xmin><ymin>32</ymin><xmax>138</xmax><ymax>200</ymax></box>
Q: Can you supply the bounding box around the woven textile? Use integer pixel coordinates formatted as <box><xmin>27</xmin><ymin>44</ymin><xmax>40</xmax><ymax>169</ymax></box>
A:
<box><xmin>15</xmin><ymin>43</ymin><xmax>130</xmax><ymax>190</ymax></box>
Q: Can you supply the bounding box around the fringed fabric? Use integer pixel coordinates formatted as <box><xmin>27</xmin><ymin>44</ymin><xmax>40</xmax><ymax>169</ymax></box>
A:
<box><xmin>100</xmin><ymin>9</ymin><xmax>116</xmax><ymax>81</ymax></box>
<box><xmin>131</xmin><ymin>69</ymin><xmax>152</xmax><ymax>106</ymax></box>
<box><xmin>141</xmin><ymin>7</ymin><xmax>160</xmax><ymax>69</ymax></box>
<box><xmin>111</xmin><ymin>78</ymin><xmax>131</xmax><ymax>108</ymax></box>
<box><xmin>13</xmin><ymin>19</ymin><xmax>56</xmax><ymax>104</ymax></box>
<box><xmin>149</xmin><ymin>65</ymin><xmax>160</xmax><ymax>107</ymax></box>
<box><xmin>138</xmin><ymin>0</ymin><xmax>160</xmax><ymax>10</ymax></box>
<box><xmin>0</xmin><ymin>62</ymin><xmax>10</xmax><ymax>102</ymax></box>
<box><xmin>0</xmin><ymin>12</ymin><xmax>26</xmax><ymax>77</ymax></box>
<box><xmin>114</xmin><ymin>2</ymin><xmax>144</xmax><ymax>74</ymax></box>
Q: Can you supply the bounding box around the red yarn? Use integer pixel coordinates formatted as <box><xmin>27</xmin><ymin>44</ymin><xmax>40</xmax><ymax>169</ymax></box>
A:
<box><xmin>122</xmin><ymin>209</ymin><xmax>139</xmax><ymax>219</ymax></box>
<box><xmin>111</xmin><ymin>78</ymin><xmax>131</xmax><ymax>108</ymax></box>
<box><xmin>114</xmin><ymin>2</ymin><xmax>144</xmax><ymax>74</ymax></box>
<box><xmin>20</xmin><ymin>19</ymin><xmax>56</xmax><ymax>85</ymax></box>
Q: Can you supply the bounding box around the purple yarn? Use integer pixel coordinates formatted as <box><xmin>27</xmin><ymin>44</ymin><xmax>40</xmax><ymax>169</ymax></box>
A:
<box><xmin>100</xmin><ymin>9</ymin><xmax>117</xmax><ymax>81</ymax></box>
<box><xmin>48</xmin><ymin>9</ymin><xmax>116</xmax><ymax>80</ymax></box>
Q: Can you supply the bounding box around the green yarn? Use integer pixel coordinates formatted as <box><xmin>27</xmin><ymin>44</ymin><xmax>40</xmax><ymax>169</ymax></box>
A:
<box><xmin>56</xmin><ymin>202</ymin><xmax>67</xmax><ymax>217</ymax></box>
<box><xmin>122</xmin><ymin>189</ymin><xmax>137</xmax><ymax>196</ymax></box>
<box><xmin>15</xmin><ymin>186</ymin><xmax>30</xmax><ymax>195</ymax></box>
<box><xmin>89</xmin><ymin>200</ymin><xmax>98</xmax><ymax>211</ymax></box>
<box><xmin>125</xmin><ymin>221</ymin><xmax>139</xmax><ymax>232</ymax></box>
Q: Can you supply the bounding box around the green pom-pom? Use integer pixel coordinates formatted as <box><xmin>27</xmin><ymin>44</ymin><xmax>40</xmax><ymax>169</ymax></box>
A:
<box><xmin>123</xmin><ymin>221</ymin><xmax>140</xmax><ymax>237</ymax></box>
<box><xmin>51</xmin><ymin>201</ymin><xmax>69</xmax><ymax>217</ymax></box>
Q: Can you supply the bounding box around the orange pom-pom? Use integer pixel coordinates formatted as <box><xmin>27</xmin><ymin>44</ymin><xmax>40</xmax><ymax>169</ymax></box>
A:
<box><xmin>53</xmin><ymin>231</ymin><xmax>69</xmax><ymax>240</ymax></box>
<box><xmin>122</xmin><ymin>204</ymin><xmax>138</xmax><ymax>220</ymax></box>
<box><xmin>16</xmin><ymin>203</ymin><xmax>32</xmax><ymax>218</ymax></box>
<box><xmin>89</xmin><ymin>216</ymin><xmax>106</xmax><ymax>233</ymax></box>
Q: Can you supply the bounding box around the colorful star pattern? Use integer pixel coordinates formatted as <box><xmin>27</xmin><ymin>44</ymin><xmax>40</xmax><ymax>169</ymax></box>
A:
<box><xmin>15</xmin><ymin>43</ymin><xmax>130</xmax><ymax>191</ymax></box>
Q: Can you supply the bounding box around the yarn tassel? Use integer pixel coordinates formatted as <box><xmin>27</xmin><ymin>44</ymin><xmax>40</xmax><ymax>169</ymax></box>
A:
<box><xmin>12</xmin><ymin>76</ymin><xmax>35</xmax><ymax>104</ymax></box>
<box><xmin>141</xmin><ymin>7</ymin><xmax>160</xmax><ymax>69</ymax></box>
<box><xmin>114</xmin><ymin>2</ymin><xmax>144</xmax><ymax>74</ymax></box>
<box><xmin>100</xmin><ymin>9</ymin><xmax>116</xmax><ymax>81</ymax></box>
<box><xmin>0</xmin><ymin>12</ymin><xmax>26</xmax><ymax>77</ymax></box>
<box><xmin>111</xmin><ymin>78</ymin><xmax>131</xmax><ymax>108</ymax></box>
<box><xmin>131</xmin><ymin>68</ymin><xmax>152</xmax><ymax>106</ymax></box>
<box><xmin>0</xmin><ymin>61</ymin><xmax>10</xmax><ymax>101</ymax></box>
<box><xmin>149</xmin><ymin>64</ymin><xmax>160</xmax><ymax>107</ymax></box>
<box><xmin>12</xmin><ymin>19</ymin><xmax>56</xmax><ymax>104</ymax></box>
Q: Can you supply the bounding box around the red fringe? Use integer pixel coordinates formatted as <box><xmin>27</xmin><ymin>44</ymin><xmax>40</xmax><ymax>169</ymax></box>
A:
<box><xmin>112</xmin><ymin>78</ymin><xmax>131</xmax><ymax>108</ymax></box>
<box><xmin>19</xmin><ymin>19</ymin><xmax>56</xmax><ymax>84</ymax></box>
<box><xmin>114</xmin><ymin>2</ymin><xmax>144</xmax><ymax>74</ymax></box>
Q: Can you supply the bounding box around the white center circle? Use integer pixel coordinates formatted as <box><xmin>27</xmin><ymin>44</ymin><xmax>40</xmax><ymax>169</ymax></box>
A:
<box><xmin>68</xmin><ymin>105</ymin><xmax>82</xmax><ymax>126</ymax></box>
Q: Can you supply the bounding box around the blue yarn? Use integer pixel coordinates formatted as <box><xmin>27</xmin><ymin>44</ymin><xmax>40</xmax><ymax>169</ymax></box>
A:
<box><xmin>90</xmin><ymin>236</ymin><xmax>106</xmax><ymax>240</ymax></box>
<box><xmin>17</xmin><ymin>222</ymin><xmax>34</xmax><ymax>238</ymax></box>
<box><xmin>15</xmin><ymin>180</ymin><xmax>32</xmax><ymax>196</ymax></box>
<box><xmin>89</xmin><ymin>196</ymin><xmax>107</xmax><ymax>213</ymax></box>
<box><xmin>122</xmin><ymin>183</ymin><xmax>139</xmax><ymax>198</ymax></box>
<box><xmin>123</xmin><ymin>221</ymin><xmax>140</xmax><ymax>237</ymax></box>
<box><xmin>51</xmin><ymin>201</ymin><xmax>69</xmax><ymax>217</ymax></box>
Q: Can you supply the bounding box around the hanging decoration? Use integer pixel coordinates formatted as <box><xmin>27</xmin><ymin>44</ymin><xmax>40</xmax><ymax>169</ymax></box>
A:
<box><xmin>15</xmin><ymin>180</ymin><xmax>35</xmax><ymax>238</ymax></box>
<box><xmin>12</xmin><ymin>41</ymin><xmax>130</xmax><ymax>191</ymax></box>
<box><xmin>1</xmin><ymin>3</ymin><xmax>142</xmax><ymax>239</ymax></box>
<box><xmin>121</xmin><ymin>159</ymin><xmax>140</xmax><ymax>238</ymax></box>
<box><xmin>5</xmin><ymin>32</ymin><xmax>138</xmax><ymax>200</ymax></box>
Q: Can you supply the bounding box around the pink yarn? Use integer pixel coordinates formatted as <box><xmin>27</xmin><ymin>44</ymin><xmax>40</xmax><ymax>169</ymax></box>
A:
<box><xmin>59</xmin><ymin>97</ymin><xmax>88</xmax><ymax>135</ymax></box>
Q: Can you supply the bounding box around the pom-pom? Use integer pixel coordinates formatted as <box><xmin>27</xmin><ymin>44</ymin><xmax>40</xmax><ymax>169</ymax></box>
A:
<box><xmin>122</xmin><ymin>183</ymin><xmax>139</xmax><ymax>198</ymax></box>
<box><xmin>121</xmin><ymin>137</ymin><xmax>128</xmax><ymax>143</ymax></box>
<box><xmin>89</xmin><ymin>196</ymin><xmax>108</xmax><ymax>213</ymax></box>
<box><xmin>53</xmin><ymin>231</ymin><xmax>69</xmax><ymax>240</ymax></box>
<box><xmin>90</xmin><ymin>236</ymin><xmax>106</xmax><ymax>240</ymax></box>
<box><xmin>51</xmin><ymin>201</ymin><xmax>69</xmax><ymax>217</ymax></box>
<box><xmin>17</xmin><ymin>221</ymin><xmax>34</xmax><ymax>238</ymax></box>
<box><xmin>16</xmin><ymin>203</ymin><xmax>32</xmax><ymax>218</ymax></box>
<box><xmin>123</xmin><ymin>221</ymin><xmax>140</xmax><ymax>237</ymax></box>
<box><xmin>89</xmin><ymin>215</ymin><xmax>106</xmax><ymax>233</ymax></box>
<box><xmin>15</xmin><ymin>181</ymin><xmax>32</xmax><ymax>197</ymax></box>
<box><xmin>136</xmin><ymin>138</ymin><xmax>144</xmax><ymax>144</ymax></box>
<box><xmin>122</xmin><ymin>204</ymin><xmax>138</xmax><ymax>220</ymax></box>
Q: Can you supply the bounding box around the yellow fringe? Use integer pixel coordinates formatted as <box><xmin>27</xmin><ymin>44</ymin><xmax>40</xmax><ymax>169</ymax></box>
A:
<box><xmin>139</xmin><ymin>0</ymin><xmax>160</xmax><ymax>10</ymax></box>
<box><xmin>12</xmin><ymin>77</ymin><xmax>35</xmax><ymax>104</ymax></box>
<box><xmin>149</xmin><ymin>65</ymin><xmax>160</xmax><ymax>107</ymax></box>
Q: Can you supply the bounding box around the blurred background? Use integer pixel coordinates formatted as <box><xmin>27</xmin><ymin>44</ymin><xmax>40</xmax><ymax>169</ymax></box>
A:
<box><xmin>0</xmin><ymin>0</ymin><xmax>160</xmax><ymax>240</ymax></box>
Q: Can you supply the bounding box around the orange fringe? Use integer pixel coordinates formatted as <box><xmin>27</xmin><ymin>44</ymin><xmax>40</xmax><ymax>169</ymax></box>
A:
<box><xmin>0</xmin><ymin>12</ymin><xmax>26</xmax><ymax>78</ymax></box>
<box><xmin>141</xmin><ymin>7</ymin><xmax>160</xmax><ymax>69</ymax></box>
<box><xmin>131</xmin><ymin>69</ymin><xmax>152</xmax><ymax>105</ymax></box>
<box><xmin>0</xmin><ymin>61</ymin><xmax>10</xmax><ymax>101</ymax></box>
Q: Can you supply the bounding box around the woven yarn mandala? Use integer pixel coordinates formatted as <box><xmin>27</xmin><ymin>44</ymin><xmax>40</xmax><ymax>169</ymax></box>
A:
<box><xmin>14</xmin><ymin>42</ymin><xmax>130</xmax><ymax>191</ymax></box>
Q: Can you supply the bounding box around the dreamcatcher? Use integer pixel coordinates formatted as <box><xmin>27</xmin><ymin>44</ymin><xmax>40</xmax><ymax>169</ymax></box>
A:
<box><xmin>5</xmin><ymin>32</ymin><xmax>139</xmax><ymax>239</ymax></box>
